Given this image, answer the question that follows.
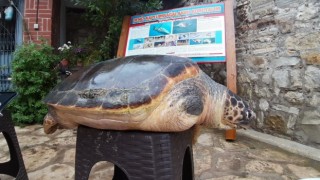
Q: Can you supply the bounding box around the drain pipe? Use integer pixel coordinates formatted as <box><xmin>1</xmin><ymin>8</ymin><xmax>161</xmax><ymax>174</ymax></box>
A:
<box><xmin>34</xmin><ymin>0</ymin><xmax>39</xmax><ymax>30</ymax></box>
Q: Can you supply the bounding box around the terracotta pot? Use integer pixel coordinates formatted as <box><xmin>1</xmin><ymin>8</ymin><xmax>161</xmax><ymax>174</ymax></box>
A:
<box><xmin>60</xmin><ymin>59</ymin><xmax>69</xmax><ymax>66</ymax></box>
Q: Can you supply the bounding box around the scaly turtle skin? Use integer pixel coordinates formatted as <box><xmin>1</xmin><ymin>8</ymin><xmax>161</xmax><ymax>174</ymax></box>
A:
<box><xmin>43</xmin><ymin>55</ymin><xmax>255</xmax><ymax>134</ymax></box>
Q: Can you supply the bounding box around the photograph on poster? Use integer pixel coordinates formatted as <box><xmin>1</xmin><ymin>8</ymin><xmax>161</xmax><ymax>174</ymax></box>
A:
<box><xmin>173</xmin><ymin>19</ymin><xmax>197</xmax><ymax>34</ymax></box>
<box><xmin>149</xmin><ymin>22</ymin><xmax>172</xmax><ymax>36</ymax></box>
<box><xmin>178</xmin><ymin>33</ymin><xmax>189</xmax><ymax>40</ymax></box>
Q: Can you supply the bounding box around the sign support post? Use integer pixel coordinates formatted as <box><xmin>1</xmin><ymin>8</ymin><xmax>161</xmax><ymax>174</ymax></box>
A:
<box><xmin>117</xmin><ymin>16</ymin><xmax>131</xmax><ymax>58</ymax></box>
<box><xmin>225</xmin><ymin>0</ymin><xmax>237</xmax><ymax>94</ymax></box>
<box><xmin>224</xmin><ymin>0</ymin><xmax>238</xmax><ymax>140</ymax></box>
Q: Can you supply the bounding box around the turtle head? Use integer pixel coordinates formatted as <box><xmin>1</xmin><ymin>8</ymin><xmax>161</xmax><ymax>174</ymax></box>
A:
<box><xmin>43</xmin><ymin>113</ymin><xmax>58</xmax><ymax>134</ymax></box>
<box><xmin>222</xmin><ymin>90</ymin><xmax>256</xmax><ymax>129</ymax></box>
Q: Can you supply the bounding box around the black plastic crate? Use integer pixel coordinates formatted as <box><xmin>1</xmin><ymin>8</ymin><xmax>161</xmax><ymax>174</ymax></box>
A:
<box><xmin>75</xmin><ymin>125</ymin><xmax>194</xmax><ymax>180</ymax></box>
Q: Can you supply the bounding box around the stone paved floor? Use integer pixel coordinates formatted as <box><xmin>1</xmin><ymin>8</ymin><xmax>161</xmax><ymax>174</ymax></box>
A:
<box><xmin>0</xmin><ymin>125</ymin><xmax>320</xmax><ymax>180</ymax></box>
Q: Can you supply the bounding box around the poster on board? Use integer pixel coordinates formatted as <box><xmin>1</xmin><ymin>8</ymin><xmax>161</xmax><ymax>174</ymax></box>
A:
<box><xmin>124</xmin><ymin>3</ymin><xmax>226</xmax><ymax>63</ymax></box>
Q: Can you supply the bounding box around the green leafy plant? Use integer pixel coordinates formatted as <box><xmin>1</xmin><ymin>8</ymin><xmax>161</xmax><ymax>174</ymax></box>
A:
<box><xmin>71</xmin><ymin>0</ymin><xmax>163</xmax><ymax>59</ymax></box>
<box><xmin>10</xmin><ymin>42</ymin><xmax>59</xmax><ymax>124</ymax></box>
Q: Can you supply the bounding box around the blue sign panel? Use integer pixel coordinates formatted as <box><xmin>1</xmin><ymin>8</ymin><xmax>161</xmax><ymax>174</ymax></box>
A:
<box><xmin>125</xmin><ymin>3</ymin><xmax>226</xmax><ymax>63</ymax></box>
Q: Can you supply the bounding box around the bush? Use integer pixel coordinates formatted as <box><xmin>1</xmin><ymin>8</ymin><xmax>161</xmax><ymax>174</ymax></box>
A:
<box><xmin>10</xmin><ymin>42</ymin><xmax>59</xmax><ymax>124</ymax></box>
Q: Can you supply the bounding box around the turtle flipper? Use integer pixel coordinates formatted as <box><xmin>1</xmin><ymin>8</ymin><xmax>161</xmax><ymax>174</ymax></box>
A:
<box><xmin>43</xmin><ymin>113</ymin><xmax>58</xmax><ymax>134</ymax></box>
<box><xmin>140</xmin><ymin>79</ymin><xmax>205</xmax><ymax>132</ymax></box>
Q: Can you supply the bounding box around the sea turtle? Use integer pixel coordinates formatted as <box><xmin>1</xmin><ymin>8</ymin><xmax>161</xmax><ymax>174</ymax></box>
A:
<box><xmin>153</xmin><ymin>26</ymin><xmax>170</xmax><ymax>35</ymax></box>
<box><xmin>43</xmin><ymin>55</ymin><xmax>256</xmax><ymax>134</ymax></box>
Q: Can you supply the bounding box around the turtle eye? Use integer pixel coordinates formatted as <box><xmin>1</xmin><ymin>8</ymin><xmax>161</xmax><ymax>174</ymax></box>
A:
<box><xmin>246</xmin><ymin>111</ymin><xmax>251</xmax><ymax>119</ymax></box>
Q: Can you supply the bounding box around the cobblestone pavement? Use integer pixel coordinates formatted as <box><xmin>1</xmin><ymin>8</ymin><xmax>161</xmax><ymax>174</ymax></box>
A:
<box><xmin>0</xmin><ymin>125</ymin><xmax>320</xmax><ymax>180</ymax></box>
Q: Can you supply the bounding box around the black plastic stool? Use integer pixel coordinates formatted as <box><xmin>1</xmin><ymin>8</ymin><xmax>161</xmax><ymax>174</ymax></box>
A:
<box><xmin>0</xmin><ymin>92</ymin><xmax>28</xmax><ymax>180</ymax></box>
<box><xmin>75</xmin><ymin>125</ymin><xmax>194</xmax><ymax>180</ymax></box>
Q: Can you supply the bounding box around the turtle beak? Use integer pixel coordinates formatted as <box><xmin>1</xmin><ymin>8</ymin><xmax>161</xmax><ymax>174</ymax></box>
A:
<box><xmin>237</xmin><ymin>110</ymin><xmax>256</xmax><ymax>130</ymax></box>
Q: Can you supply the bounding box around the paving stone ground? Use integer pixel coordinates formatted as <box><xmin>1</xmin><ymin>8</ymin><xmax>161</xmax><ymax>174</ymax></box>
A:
<box><xmin>0</xmin><ymin>125</ymin><xmax>320</xmax><ymax>180</ymax></box>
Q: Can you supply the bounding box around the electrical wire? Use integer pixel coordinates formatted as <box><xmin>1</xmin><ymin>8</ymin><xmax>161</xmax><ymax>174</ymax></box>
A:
<box><xmin>36</xmin><ymin>0</ymin><xmax>39</xmax><ymax>25</ymax></box>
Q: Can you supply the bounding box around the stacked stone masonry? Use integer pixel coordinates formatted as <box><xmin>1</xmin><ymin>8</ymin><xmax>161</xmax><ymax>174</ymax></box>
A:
<box><xmin>184</xmin><ymin>0</ymin><xmax>320</xmax><ymax>148</ymax></box>
<box><xmin>234</xmin><ymin>0</ymin><xmax>320</xmax><ymax>148</ymax></box>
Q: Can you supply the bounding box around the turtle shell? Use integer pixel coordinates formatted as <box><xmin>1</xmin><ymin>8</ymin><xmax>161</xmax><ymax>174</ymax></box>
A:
<box><xmin>44</xmin><ymin>55</ymin><xmax>200</xmax><ymax>111</ymax></box>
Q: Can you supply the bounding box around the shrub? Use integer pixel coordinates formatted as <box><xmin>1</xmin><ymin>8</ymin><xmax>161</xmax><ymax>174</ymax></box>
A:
<box><xmin>10</xmin><ymin>42</ymin><xmax>59</xmax><ymax>124</ymax></box>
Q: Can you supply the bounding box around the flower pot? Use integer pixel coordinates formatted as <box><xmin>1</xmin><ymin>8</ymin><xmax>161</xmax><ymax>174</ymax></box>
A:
<box><xmin>60</xmin><ymin>59</ymin><xmax>69</xmax><ymax>66</ymax></box>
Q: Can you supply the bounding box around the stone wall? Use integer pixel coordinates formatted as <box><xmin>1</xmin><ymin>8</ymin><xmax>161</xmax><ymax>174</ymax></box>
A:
<box><xmin>234</xmin><ymin>0</ymin><xmax>320</xmax><ymax>148</ymax></box>
<box><xmin>176</xmin><ymin>0</ymin><xmax>320</xmax><ymax>148</ymax></box>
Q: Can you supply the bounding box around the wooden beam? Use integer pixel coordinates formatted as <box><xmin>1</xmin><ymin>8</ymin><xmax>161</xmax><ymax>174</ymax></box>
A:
<box><xmin>117</xmin><ymin>16</ymin><xmax>131</xmax><ymax>58</ymax></box>
<box><xmin>224</xmin><ymin>0</ymin><xmax>238</xmax><ymax>140</ymax></box>
<box><xmin>224</xmin><ymin>0</ymin><xmax>237</xmax><ymax>94</ymax></box>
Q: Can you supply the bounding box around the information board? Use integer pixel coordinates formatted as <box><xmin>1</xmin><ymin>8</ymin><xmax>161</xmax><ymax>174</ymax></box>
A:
<box><xmin>124</xmin><ymin>3</ymin><xmax>226</xmax><ymax>63</ymax></box>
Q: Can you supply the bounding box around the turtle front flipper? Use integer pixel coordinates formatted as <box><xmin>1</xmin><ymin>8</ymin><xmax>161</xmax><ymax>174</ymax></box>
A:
<box><xmin>43</xmin><ymin>113</ymin><xmax>58</xmax><ymax>134</ymax></box>
<box><xmin>140</xmin><ymin>78</ymin><xmax>205</xmax><ymax>132</ymax></box>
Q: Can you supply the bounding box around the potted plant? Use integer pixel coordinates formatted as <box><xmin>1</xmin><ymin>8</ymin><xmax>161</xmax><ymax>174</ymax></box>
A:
<box><xmin>57</xmin><ymin>41</ymin><xmax>73</xmax><ymax>66</ymax></box>
<box><xmin>73</xmin><ymin>46</ymin><xmax>88</xmax><ymax>67</ymax></box>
